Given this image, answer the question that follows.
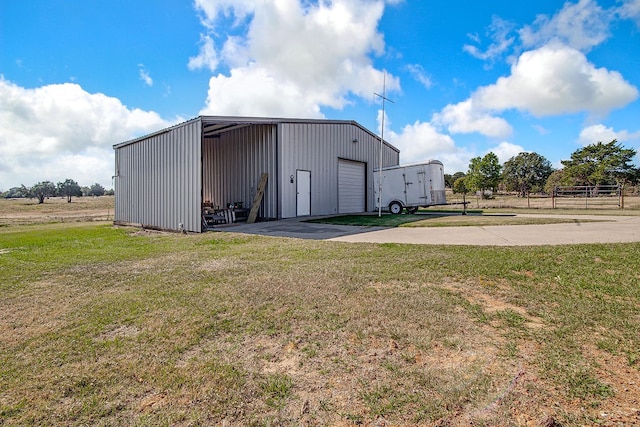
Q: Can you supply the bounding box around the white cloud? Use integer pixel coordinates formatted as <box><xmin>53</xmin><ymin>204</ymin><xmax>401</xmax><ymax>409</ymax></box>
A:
<box><xmin>489</xmin><ymin>141</ymin><xmax>525</xmax><ymax>164</ymax></box>
<box><xmin>431</xmin><ymin>41</ymin><xmax>638</xmax><ymax>141</ymax></box>
<box><xmin>578</xmin><ymin>124</ymin><xmax>640</xmax><ymax>146</ymax></box>
<box><xmin>406</xmin><ymin>64</ymin><xmax>432</xmax><ymax>89</ymax></box>
<box><xmin>220</xmin><ymin>36</ymin><xmax>250</xmax><ymax>68</ymax></box>
<box><xmin>195</xmin><ymin>0</ymin><xmax>400</xmax><ymax>117</ymax></box>
<box><xmin>532</xmin><ymin>124</ymin><xmax>550</xmax><ymax>135</ymax></box>
<box><xmin>473</xmin><ymin>43</ymin><xmax>638</xmax><ymax>117</ymax></box>
<box><xmin>0</xmin><ymin>77</ymin><xmax>170</xmax><ymax>190</ymax></box>
<box><xmin>432</xmin><ymin>99</ymin><xmax>513</xmax><ymax>139</ymax></box>
<box><xmin>519</xmin><ymin>0</ymin><xmax>612</xmax><ymax>52</ymax></box>
<box><xmin>386</xmin><ymin>120</ymin><xmax>473</xmax><ymax>173</ymax></box>
<box><xmin>463</xmin><ymin>16</ymin><xmax>516</xmax><ymax>62</ymax></box>
<box><xmin>202</xmin><ymin>67</ymin><xmax>325</xmax><ymax>117</ymax></box>
<box><xmin>138</xmin><ymin>64</ymin><xmax>153</xmax><ymax>87</ymax></box>
<box><xmin>618</xmin><ymin>0</ymin><xmax>640</xmax><ymax>25</ymax></box>
<box><xmin>194</xmin><ymin>0</ymin><xmax>256</xmax><ymax>28</ymax></box>
<box><xmin>376</xmin><ymin>107</ymin><xmax>391</xmax><ymax>141</ymax></box>
<box><xmin>188</xmin><ymin>34</ymin><xmax>219</xmax><ymax>72</ymax></box>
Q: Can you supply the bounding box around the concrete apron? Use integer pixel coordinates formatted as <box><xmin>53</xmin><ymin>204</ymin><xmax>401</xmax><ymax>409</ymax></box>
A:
<box><xmin>225</xmin><ymin>214</ymin><xmax>640</xmax><ymax>246</ymax></box>
<box><xmin>329</xmin><ymin>214</ymin><xmax>640</xmax><ymax>246</ymax></box>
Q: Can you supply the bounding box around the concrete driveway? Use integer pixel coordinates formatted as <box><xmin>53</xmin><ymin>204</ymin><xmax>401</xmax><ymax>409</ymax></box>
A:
<box><xmin>227</xmin><ymin>213</ymin><xmax>640</xmax><ymax>246</ymax></box>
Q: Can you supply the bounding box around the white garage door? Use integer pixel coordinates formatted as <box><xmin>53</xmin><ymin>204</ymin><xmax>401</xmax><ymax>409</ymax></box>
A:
<box><xmin>338</xmin><ymin>159</ymin><xmax>365</xmax><ymax>213</ymax></box>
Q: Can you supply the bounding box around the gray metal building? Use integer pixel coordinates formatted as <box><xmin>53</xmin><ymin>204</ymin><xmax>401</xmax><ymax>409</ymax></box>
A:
<box><xmin>113</xmin><ymin>116</ymin><xmax>399</xmax><ymax>232</ymax></box>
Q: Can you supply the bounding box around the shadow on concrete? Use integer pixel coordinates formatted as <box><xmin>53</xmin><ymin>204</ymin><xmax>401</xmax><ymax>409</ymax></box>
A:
<box><xmin>215</xmin><ymin>216</ymin><xmax>389</xmax><ymax>240</ymax></box>
<box><xmin>217</xmin><ymin>211</ymin><xmax>517</xmax><ymax>240</ymax></box>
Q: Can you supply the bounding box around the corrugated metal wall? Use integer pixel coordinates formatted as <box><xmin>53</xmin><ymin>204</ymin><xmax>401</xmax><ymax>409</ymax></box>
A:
<box><xmin>114</xmin><ymin>119</ymin><xmax>202</xmax><ymax>232</ymax></box>
<box><xmin>202</xmin><ymin>124</ymin><xmax>278</xmax><ymax>219</ymax></box>
<box><xmin>279</xmin><ymin>122</ymin><xmax>398</xmax><ymax>218</ymax></box>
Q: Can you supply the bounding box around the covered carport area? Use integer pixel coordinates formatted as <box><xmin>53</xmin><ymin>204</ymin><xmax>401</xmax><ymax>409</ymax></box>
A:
<box><xmin>201</xmin><ymin>118</ymin><xmax>280</xmax><ymax>224</ymax></box>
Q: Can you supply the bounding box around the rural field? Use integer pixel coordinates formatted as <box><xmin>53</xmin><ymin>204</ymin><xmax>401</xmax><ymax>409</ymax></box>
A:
<box><xmin>1</xmin><ymin>196</ymin><xmax>639</xmax><ymax>426</ymax></box>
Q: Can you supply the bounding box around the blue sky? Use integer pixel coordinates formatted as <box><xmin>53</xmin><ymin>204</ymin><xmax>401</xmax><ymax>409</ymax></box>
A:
<box><xmin>1</xmin><ymin>0</ymin><xmax>639</xmax><ymax>190</ymax></box>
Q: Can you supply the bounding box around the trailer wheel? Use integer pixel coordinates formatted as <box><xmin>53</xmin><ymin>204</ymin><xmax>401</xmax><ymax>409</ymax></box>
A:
<box><xmin>406</xmin><ymin>206</ymin><xmax>418</xmax><ymax>214</ymax></box>
<box><xmin>389</xmin><ymin>201</ymin><xmax>403</xmax><ymax>214</ymax></box>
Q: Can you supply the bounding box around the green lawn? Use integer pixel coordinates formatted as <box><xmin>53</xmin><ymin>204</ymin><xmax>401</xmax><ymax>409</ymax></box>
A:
<box><xmin>306</xmin><ymin>212</ymin><xmax>605</xmax><ymax>227</ymax></box>
<box><xmin>1</xmin><ymin>222</ymin><xmax>639</xmax><ymax>426</ymax></box>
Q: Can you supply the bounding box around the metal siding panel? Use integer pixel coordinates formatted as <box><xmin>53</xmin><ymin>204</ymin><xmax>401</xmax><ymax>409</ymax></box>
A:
<box><xmin>278</xmin><ymin>122</ymin><xmax>396</xmax><ymax>217</ymax></box>
<box><xmin>113</xmin><ymin>119</ymin><xmax>201</xmax><ymax>232</ymax></box>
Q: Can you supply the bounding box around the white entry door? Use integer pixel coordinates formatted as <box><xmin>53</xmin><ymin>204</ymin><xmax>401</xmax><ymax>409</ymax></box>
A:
<box><xmin>296</xmin><ymin>170</ymin><xmax>311</xmax><ymax>216</ymax></box>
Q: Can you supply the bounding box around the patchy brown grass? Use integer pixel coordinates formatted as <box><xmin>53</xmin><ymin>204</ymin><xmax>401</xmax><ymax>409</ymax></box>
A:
<box><xmin>1</xmin><ymin>201</ymin><xmax>639</xmax><ymax>426</ymax></box>
<box><xmin>0</xmin><ymin>196</ymin><xmax>114</xmax><ymax>226</ymax></box>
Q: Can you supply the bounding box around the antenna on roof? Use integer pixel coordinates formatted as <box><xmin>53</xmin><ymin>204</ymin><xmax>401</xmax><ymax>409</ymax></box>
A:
<box><xmin>374</xmin><ymin>72</ymin><xmax>394</xmax><ymax>217</ymax></box>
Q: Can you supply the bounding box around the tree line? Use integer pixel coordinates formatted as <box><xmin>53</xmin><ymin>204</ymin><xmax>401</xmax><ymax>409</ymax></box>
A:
<box><xmin>2</xmin><ymin>179</ymin><xmax>114</xmax><ymax>203</ymax></box>
<box><xmin>446</xmin><ymin>140</ymin><xmax>639</xmax><ymax>197</ymax></box>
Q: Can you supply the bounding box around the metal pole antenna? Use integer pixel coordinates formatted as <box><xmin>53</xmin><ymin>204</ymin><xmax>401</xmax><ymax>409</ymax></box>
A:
<box><xmin>374</xmin><ymin>73</ymin><xmax>394</xmax><ymax>217</ymax></box>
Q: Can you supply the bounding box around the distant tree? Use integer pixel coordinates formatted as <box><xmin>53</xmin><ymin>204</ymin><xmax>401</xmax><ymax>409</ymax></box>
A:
<box><xmin>105</xmin><ymin>188</ymin><xmax>115</xmax><ymax>196</ymax></box>
<box><xmin>444</xmin><ymin>172</ymin><xmax>465</xmax><ymax>188</ymax></box>
<box><xmin>444</xmin><ymin>174</ymin><xmax>453</xmax><ymax>188</ymax></box>
<box><xmin>631</xmin><ymin>168</ymin><xmax>640</xmax><ymax>186</ymax></box>
<box><xmin>452</xmin><ymin>171</ymin><xmax>466</xmax><ymax>182</ymax></box>
<box><xmin>20</xmin><ymin>185</ymin><xmax>31</xmax><ymax>199</ymax></box>
<box><xmin>502</xmin><ymin>152</ymin><xmax>554</xmax><ymax>197</ymax></box>
<box><xmin>560</xmin><ymin>140</ymin><xmax>637</xmax><ymax>186</ymax></box>
<box><xmin>57</xmin><ymin>179</ymin><xmax>82</xmax><ymax>203</ymax></box>
<box><xmin>3</xmin><ymin>187</ymin><xmax>27</xmax><ymax>198</ymax></box>
<box><xmin>544</xmin><ymin>170</ymin><xmax>565</xmax><ymax>194</ymax></box>
<box><xmin>452</xmin><ymin>176</ymin><xmax>468</xmax><ymax>195</ymax></box>
<box><xmin>466</xmin><ymin>152</ymin><xmax>502</xmax><ymax>195</ymax></box>
<box><xmin>452</xmin><ymin>177</ymin><xmax>469</xmax><ymax>215</ymax></box>
<box><xmin>29</xmin><ymin>181</ymin><xmax>57</xmax><ymax>204</ymax></box>
<box><xmin>466</xmin><ymin>157</ymin><xmax>482</xmax><ymax>192</ymax></box>
<box><xmin>89</xmin><ymin>183</ymin><xmax>106</xmax><ymax>197</ymax></box>
<box><xmin>80</xmin><ymin>186</ymin><xmax>91</xmax><ymax>197</ymax></box>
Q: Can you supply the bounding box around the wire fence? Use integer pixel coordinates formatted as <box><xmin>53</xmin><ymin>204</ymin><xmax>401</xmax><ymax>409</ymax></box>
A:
<box><xmin>445</xmin><ymin>185</ymin><xmax>639</xmax><ymax>210</ymax></box>
<box><xmin>552</xmin><ymin>185</ymin><xmax>622</xmax><ymax>209</ymax></box>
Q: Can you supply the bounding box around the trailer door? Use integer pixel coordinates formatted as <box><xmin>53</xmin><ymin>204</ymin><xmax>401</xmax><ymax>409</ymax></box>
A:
<box><xmin>403</xmin><ymin>166</ymin><xmax>430</xmax><ymax>206</ymax></box>
<box><xmin>416</xmin><ymin>169</ymin><xmax>431</xmax><ymax>205</ymax></box>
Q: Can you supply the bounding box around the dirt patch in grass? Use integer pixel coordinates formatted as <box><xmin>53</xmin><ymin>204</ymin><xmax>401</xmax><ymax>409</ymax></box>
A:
<box><xmin>98</xmin><ymin>325</ymin><xmax>141</xmax><ymax>341</ymax></box>
<box><xmin>0</xmin><ymin>279</ymin><xmax>85</xmax><ymax>346</ymax></box>
<box><xmin>440</xmin><ymin>276</ymin><xmax>640</xmax><ymax>426</ymax></box>
<box><xmin>176</xmin><ymin>302</ymin><xmax>512</xmax><ymax>426</ymax></box>
<box><xmin>582</xmin><ymin>345</ymin><xmax>640</xmax><ymax>425</ymax></box>
<box><xmin>2</xmin><ymin>215</ymin><xmax>640</xmax><ymax>426</ymax></box>
<box><xmin>443</xmin><ymin>281</ymin><xmax>545</xmax><ymax>330</ymax></box>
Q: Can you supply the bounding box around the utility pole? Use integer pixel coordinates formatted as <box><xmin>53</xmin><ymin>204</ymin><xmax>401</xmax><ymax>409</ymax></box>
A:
<box><xmin>374</xmin><ymin>72</ymin><xmax>394</xmax><ymax>217</ymax></box>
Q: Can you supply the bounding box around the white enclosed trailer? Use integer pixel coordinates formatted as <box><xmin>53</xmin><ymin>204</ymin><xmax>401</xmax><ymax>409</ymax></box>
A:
<box><xmin>374</xmin><ymin>160</ymin><xmax>447</xmax><ymax>214</ymax></box>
